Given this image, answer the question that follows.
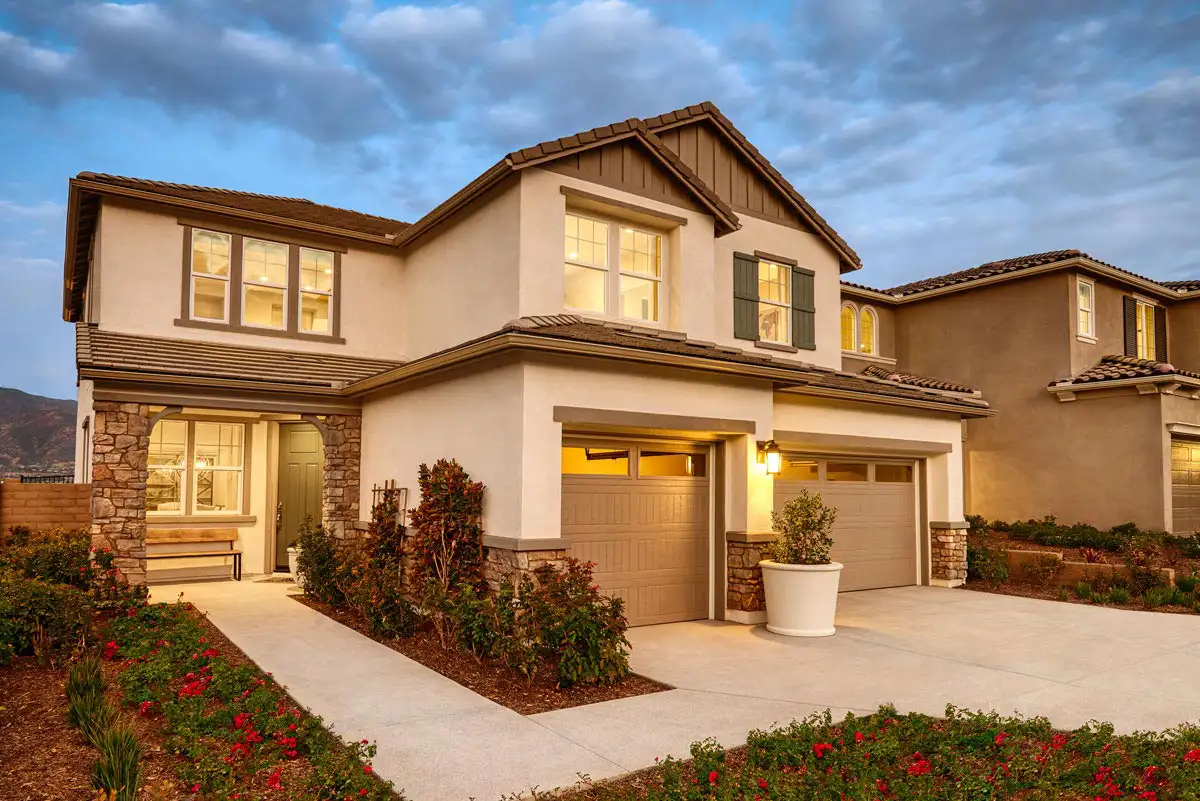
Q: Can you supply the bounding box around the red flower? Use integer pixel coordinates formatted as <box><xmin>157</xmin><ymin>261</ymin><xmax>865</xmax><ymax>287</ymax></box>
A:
<box><xmin>267</xmin><ymin>769</ymin><xmax>284</xmax><ymax>791</ymax></box>
<box><xmin>233</xmin><ymin>712</ymin><xmax>252</xmax><ymax>730</ymax></box>
<box><xmin>102</xmin><ymin>641</ymin><xmax>119</xmax><ymax>660</ymax></box>
<box><xmin>191</xmin><ymin>785</ymin><xmax>200</xmax><ymax>793</ymax></box>
<box><xmin>138</xmin><ymin>701</ymin><xmax>153</xmax><ymax>717</ymax></box>
<box><xmin>995</xmin><ymin>732</ymin><xmax>1009</xmax><ymax>746</ymax></box>
<box><xmin>813</xmin><ymin>743</ymin><xmax>834</xmax><ymax>758</ymax></box>
<box><xmin>707</xmin><ymin>770</ymin><xmax>719</xmax><ymax>785</ymax></box>
<box><xmin>907</xmin><ymin>759</ymin><xmax>932</xmax><ymax>777</ymax></box>
<box><xmin>1139</xmin><ymin>792</ymin><xmax>1157</xmax><ymax>800</ymax></box>
<box><xmin>1051</xmin><ymin>733</ymin><xmax>1069</xmax><ymax>750</ymax></box>
<box><xmin>757</xmin><ymin>778</ymin><xmax>768</xmax><ymax>790</ymax></box>
<box><xmin>876</xmin><ymin>779</ymin><xmax>889</xmax><ymax>795</ymax></box>
<box><xmin>363</xmin><ymin>765</ymin><xmax>373</xmax><ymax>774</ymax></box>
<box><xmin>854</xmin><ymin>731</ymin><xmax>864</xmax><ymax>744</ymax></box>
<box><xmin>360</xmin><ymin>792</ymin><xmax>368</xmax><ymax>797</ymax></box>
<box><xmin>1185</xmin><ymin>748</ymin><xmax>1200</xmax><ymax>763</ymax></box>
<box><xmin>201</xmin><ymin>648</ymin><xmax>219</xmax><ymax>658</ymax></box>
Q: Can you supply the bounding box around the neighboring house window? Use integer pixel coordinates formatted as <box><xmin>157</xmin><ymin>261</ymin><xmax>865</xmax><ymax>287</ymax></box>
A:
<box><xmin>564</xmin><ymin>213</ymin><xmax>610</xmax><ymax>314</ymax></box>
<box><xmin>243</xmin><ymin>238</ymin><xmax>288</xmax><ymax>329</ymax></box>
<box><xmin>840</xmin><ymin>303</ymin><xmax>857</xmax><ymax>351</ymax></box>
<box><xmin>147</xmin><ymin>418</ymin><xmax>245</xmax><ymax>516</ymax></box>
<box><xmin>1077</xmin><ymin>278</ymin><xmax>1095</xmax><ymax>339</ymax></box>
<box><xmin>182</xmin><ymin>226</ymin><xmax>339</xmax><ymax>339</ymax></box>
<box><xmin>563</xmin><ymin>212</ymin><xmax>664</xmax><ymax>324</ymax></box>
<box><xmin>300</xmin><ymin>248</ymin><xmax>334</xmax><ymax>333</ymax></box>
<box><xmin>758</xmin><ymin>260</ymin><xmax>791</xmax><ymax>345</ymax></box>
<box><xmin>1137</xmin><ymin>301</ymin><xmax>1156</xmax><ymax>360</ymax></box>
<box><xmin>839</xmin><ymin>302</ymin><xmax>877</xmax><ymax>355</ymax></box>
<box><xmin>190</xmin><ymin>229</ymin><xmax>231</xmax><ymax>322</ymax></box>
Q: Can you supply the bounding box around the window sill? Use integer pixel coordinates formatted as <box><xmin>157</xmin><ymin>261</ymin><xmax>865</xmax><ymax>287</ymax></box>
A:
<box><xmin>841</xmin><ymin>350</ymin><xmax>896</xmax><ymax>365</ymax></box>
<box><xmin>175</xmin><ymin>317</ymin><xmax>345</xmax><ymax>344</ymax></box>
<box><xmin>1076</xmin><ymin>334</ymin><xmax>1099</xmax><ymax>344</ymax></box>
<box><xmin>147</xmin><ymin>514</ymin><xmax>257</xmax><ymax>526</ymax></box>
<box><xmin>755</xmin><ymin>340</ymin><xmax>798</xmax><ymax>354</ymax></box>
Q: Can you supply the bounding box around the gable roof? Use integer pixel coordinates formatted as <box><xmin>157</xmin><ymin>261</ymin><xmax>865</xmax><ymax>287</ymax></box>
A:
<box><xmin>643</xmin><ymin>102</ymin><xmax>861</xmax><ymax>270</ymax></box>
<box><xmin>1052</xmin><ymin>354</ymin><xmax>1200</xmax><ymax>387</ymax></box>
<box><xmin>842</xmin><ymin>250</ymin><xmax>1185</xmax><ymax>304</ymax></box>
<box><xmin>859</xmin><ymin>363</ymin><xmax>978</xmax><ymax>395</ymax></box>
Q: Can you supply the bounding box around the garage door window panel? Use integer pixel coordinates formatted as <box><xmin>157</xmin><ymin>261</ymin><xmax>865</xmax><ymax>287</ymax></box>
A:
<box><xmin>638</xmin><ymin>450</ymin><xmax>706</xmax><ymax>478</ymax></box>
<box><xmin>780</xmin><ymin>457</ymin><xmax>820</xmax><ymax>481</ymax></box>
<box><xmin>827</xmin><ymin>462</ymin><xmax>868</xmax><ymax>482</ymax></box>
<box><xmin>561</xmin><ymin>445</ymin><xmax>631</xmax><ymax>476</ymax></box>
<box><xmin>874</xmin><ymin>464</ymin><xmax>914</xmax><ymax>483</ymax></box>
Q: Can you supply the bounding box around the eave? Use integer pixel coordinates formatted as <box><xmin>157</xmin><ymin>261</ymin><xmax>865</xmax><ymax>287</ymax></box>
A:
<box><xmin>1047</xmin><ymin>375</ymin><xmax>1200</xmax><ymax>401</ymax></box>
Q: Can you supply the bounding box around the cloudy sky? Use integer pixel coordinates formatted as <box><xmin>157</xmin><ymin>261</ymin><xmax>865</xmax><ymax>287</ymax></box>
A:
<box><xmin>1</xmin><ymin>0</ymin><xmax>1197</xmax><ymax>400</ymax></box>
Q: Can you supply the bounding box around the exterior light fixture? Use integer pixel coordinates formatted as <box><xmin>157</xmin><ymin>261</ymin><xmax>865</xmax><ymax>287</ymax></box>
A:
<box><xmin>757</xmin><ymin>439</ymin><xmax>782</xmax><ymax>476</ymax></box>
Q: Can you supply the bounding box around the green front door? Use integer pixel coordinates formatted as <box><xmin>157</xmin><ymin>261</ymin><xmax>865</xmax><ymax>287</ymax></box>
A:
<box><xmin>276</xmin><ymin>423</ymin><xmax>324</xmax><ymax>570</ymax></box>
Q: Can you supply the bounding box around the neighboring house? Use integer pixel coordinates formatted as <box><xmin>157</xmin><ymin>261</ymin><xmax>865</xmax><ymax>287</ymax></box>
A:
<box><xmin>64</xmin><ymin>102</ymin><xmax>991</xmax><ymax>626</ymax></box>
<box><xmin>840</xmin><ymin>249</ymin><xmax>1200</xmax><ymax>534</ymax></box>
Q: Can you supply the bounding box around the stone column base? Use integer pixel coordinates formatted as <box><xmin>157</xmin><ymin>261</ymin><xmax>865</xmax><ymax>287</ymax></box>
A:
<box><xmin>930</xmin><ymin>521</ymin><xmax>970</xmax><ymax>587</ymax></box>
<box><xmin>929</xmin><ymin>577</ymin><xmax>965</xmax><ymax>589</ymax></box>
<box><xmin>481</xmin><ymin>536</ymin><xmax>568</xmax><ymax>591</ymax></box>
<box><xmin>725</xmin><ymin>532</ymin><xmax>775</xmax><ymax>623</ymax></box>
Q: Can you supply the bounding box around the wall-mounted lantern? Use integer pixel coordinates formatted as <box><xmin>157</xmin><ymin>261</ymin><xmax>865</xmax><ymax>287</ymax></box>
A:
<box><xmin>757</xmin><ymin>439</ymin><xmax>782</xmax><ymax>476</ymax></box>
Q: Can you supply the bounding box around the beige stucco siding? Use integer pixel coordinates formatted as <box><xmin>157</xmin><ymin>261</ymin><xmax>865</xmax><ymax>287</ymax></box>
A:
<box><xmin>1167</xmin><ymin>299</ymin><xmax>1200</xmax><ymax>372</ymax></box>
<box><xmin>402</xmin><ymin>180</ymin><xmax>522</xmax><ymax>360</ymax></box>
<box><xmin>1069</xmin><ymin>272</ymin><xmax>1135</xmax><ymax>376</ymax></box>
<box><xmin>74</xmin><ymin>379</ymin><xmax>94</xmax><ymax>483</ymax></box>
<box><xmin>93</xmin><ymin>201</ymin><xmax>407</xmax><ymax>361</ymax></box>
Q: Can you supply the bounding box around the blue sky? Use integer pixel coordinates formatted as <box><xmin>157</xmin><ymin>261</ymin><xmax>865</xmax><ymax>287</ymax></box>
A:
<box><xmin>1</xmin><ymin>0</ymin><xmax>1197</xmax><ymax>400</ymax></box>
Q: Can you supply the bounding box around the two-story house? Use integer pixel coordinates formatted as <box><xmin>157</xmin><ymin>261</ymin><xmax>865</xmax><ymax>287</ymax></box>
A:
<box><xmin>840</xmin><ymin>250</ymin><xmax>1200</xmax><ymax>534</ymax></box>
<box><xmin>64</xmin><ymin>102</ymin><xmax>991</xmax><ymax>626</ymax></box>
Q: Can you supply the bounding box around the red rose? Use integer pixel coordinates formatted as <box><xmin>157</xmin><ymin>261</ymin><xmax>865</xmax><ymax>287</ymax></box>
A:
<box><xmin>813</xmin><ymin>743</ymin><xmax>834</xmax><ymax>758</ymax></box>
<box><xmin>363</xmin><ymin>765</ymin><xmax>372</xmax><ymax>774</ymax></box>
<box><xmin>854</xmin><ymin>731</ymin><xmax>864</xmax><ymax>744</ymax></box>
<box><xmin>1185</xmin><ymin>748</ymin><xmax>1200</xmax><ymax>763</ymax></box>
<box><xmin>907</xmin><ymin>759</ymin><xmax>931</xmax><ymax>777</ymax></box>
<box><xmin>995</xmin><ymin>732</ymin><xmax>1009</xmax><ymax>746</ymax></box>
<box><xmin>757</xmin><ymin>778</ymin><xmax>768</xmax><ymax>790</ymax></box>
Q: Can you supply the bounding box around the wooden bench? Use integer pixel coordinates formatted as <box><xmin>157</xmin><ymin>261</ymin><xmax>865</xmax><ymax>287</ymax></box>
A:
<box><xmin>145</xmin><ymin>529</ymin><xmax>243</xmax><ymax>581</ymax></box>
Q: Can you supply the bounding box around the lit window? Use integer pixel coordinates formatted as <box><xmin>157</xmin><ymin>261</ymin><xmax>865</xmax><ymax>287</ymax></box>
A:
<box><xmin>193</xmin><ymin>423</ymin><xmax>244</xmax><ymax>514</ymax></box>
<box><xmin>639</xmin><ymin>450</ymin><xmax>705</xmax><ymax>477</ymax></box>
<box><xmin>758</xmin><ymin>260</ymin><xmax>791</xmax><ymax>345</ymax></box>
<box><xmin>827</xmin><ymin>462</ymin><xmax>868</xmax><ymax>482</ymax></box>
<box><xmin>840</xmin><ymin>304</ymin><xmax>857</xmax><ymax>351</ymax></box>
<box><xmin>243</xmin><ymin>238</ymin><xmax>288</xmax><ymax>329</ymax></box>
<box><xmin>564</xmin><ymin>213</ymin><xmax>609</xmax><ymax>314</ymax></box>
<box><xmin>299</xmin><ymin>248</ymin><xmax>334</xmax><ymax>333</ymax></box>
<box><xmin>190</xmin><ymin>230</ymin><xmax>231</xmax><ymax>321</ymax></box>
<box><xmin>562</xmin><ymin>445</ymin><xmax>629</xmax><ymax>476</ymax></box>
<box><xmin>1136</xmin><ymin>301</ymin><xmax>1156</xmax><ymax>360</ymax></box>
<box><xmin>147</xmin><ymin>420</ymin><xmax>188</xmax><ymax>513</ymax></box>
<box><xmin>875</xmin><ymin>464</ymin><xmax>913</xmax><ymax>483</ymax></box>
<box><xmin>860</xmin><ymin>307</ymin><xmax>877</xmax><ymax>355</ymax></box>
<box><xmin>619</xmin><ymin>227</ymin><xmax>662</xmax><ymax>322</ymax></box>
<box><xmin>147</xmin><ymin>419</ymin><xmax>245</xmax><ymax>515</ymax></box>
<box><xmin>1077</xmin><ymin>279</ymin><xmax>1095</xmax><ymax>338</ymax></box>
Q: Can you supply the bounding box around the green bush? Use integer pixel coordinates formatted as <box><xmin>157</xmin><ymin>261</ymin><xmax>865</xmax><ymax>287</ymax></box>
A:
<box><xmin>90</xmin><ymin>725</ymin><xmax>142</xmax><ymax>801</ymax></box>
<box><xmin>766</xmin><ymin>490</ymin><xmax>837</xmax><ymax>565</ymax></box>
<box><xmin>451</xmin><ymin>582</ymin><xmax>500</xmax><ymax>660</ymax></box>
<box><xmin>1145</xmin><ymin>586</ymin><xmax>1172</xmax><ymax>608</ymax></box>
<box><xmin>75</xmin><ymin>692</ymin><xmax>119</xmax><ymax>748</ymax></box>
<box><xmin>966</xmin><ymin>534</ymin><xmax>1008</xmax><ymax>587</ymax></box>
<box><xmin>66</xmin><ymin>654</ymin><xmax>105</xmax><ymax>705</ymax></box>
<box><xmin>0</xmin><ymin>572</ymin><xmax>92</xmax><ymax>662</ymax></box>
<box><xmin>408</xmin><ymin>459</ymin><xmax>486</xmax><ymax>590</ymax></box>
<box><xmin>1108</xmin><ymin>586</ymin><xmax>1131</xmax><ymax>604</ymax></box>
<box><xmin>1</xmin><ymin>528</ymin><xmax>91</xmax><ymax>587</ymax></box>
<box><xmin>990</xmin><ymin>515</ymin><xmax>1138</xmax><ymax>552</ymax></box>
<box><xmin>295</xmin><ymin>516</ymin><xmax>345</xmax><ymax>606</ymax></box>
<box><xmin>1074</xmin><ymin>581</ymin><xmax>1093</xmax><ymax>600</ymax></box>
<box><xmin>1178</xmin><ymin>574</ymin><xmax>1198</xmax><ymax>594</ymax></box>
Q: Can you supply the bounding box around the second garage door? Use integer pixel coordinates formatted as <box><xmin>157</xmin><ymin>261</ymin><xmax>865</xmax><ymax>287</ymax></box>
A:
<box><xmin>774</xmin><ymin>454</ymin><xmax>918</xmax><ymax>591</ymax></box>
<box><xmin>561</xmin><ymin>440</ymin><xmax>710</xmax><ymax>626</ymax></box>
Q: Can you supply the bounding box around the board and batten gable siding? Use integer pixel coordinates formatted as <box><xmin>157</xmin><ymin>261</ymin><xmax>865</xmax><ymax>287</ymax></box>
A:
<box><xmin>543</xmin><ymin>139</ymin><xmax>704</xmax><ymax>213</ymax></box>
<box><xmin>92</xmin><ymin>199</ymin><xmax>408</xmax><ymax>362</ymax></box>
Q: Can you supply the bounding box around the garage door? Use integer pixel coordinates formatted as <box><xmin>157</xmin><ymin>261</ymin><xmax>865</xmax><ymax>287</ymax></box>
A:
<box><xmin>1171</xmin><ymin>440</ymin><xmax>1200</xmax><ymax>534</ymax></box>
<box><xmin>561</xmin><ymin>440</ymin><xmax>710</xmax><ymax>626</ymax></box>
<box><xmin>774</xmin><ymin>455</ymin><xmax>917</xmax><ymax>592</ymax></box>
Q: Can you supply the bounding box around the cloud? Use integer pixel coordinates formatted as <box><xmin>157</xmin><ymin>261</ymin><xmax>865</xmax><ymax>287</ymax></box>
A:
<box><xmin>0</xmin><ymin>199</ymin><xmax>65</xmax><ymax>220</ymax></box>
<box><xmin>1116</xmin><ymin>73</ymin><xmax>1200</xmax><ymax>160</ymax></box>
<box><xmin>0</xmin><ymin>31</ymin><xmax>74</xmax><ymax>98</ymax></box>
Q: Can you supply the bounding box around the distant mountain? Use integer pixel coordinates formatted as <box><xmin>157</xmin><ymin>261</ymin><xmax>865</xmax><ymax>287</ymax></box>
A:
<box><xmin>0</xmin><ymin>388</ymin><xmax>76</xmax><ymax>475</ymax></box>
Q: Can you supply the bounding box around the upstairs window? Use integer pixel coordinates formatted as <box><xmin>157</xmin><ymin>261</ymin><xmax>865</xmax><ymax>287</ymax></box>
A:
<box><xmin>757</xmin><ymin>260</ymin><xmax>791</xmax><ymax>345</ymax></box>
<box><xmin>300</xmin><ymin>248</ymin><xmax>334</xmax><ymax>333</ymax></box>
<box><xmin>1137</xmin><ymin>301</ymin><xmax>1156</xmax><ymax>360</ymax></box>
<box><xmin>564</xmin><ymin>212</ymin><xmax>664</xmax><ymax>324</ymax></box>
<box><xmin>243</xmin><ymin>238</ymin><xmax>288</xmax><ymax>329</ymax></box>
<box><xmin>840</xmin><ymin>304</ymin><xmax>856</xmax><ymax>351</ymax></box>
<box><xmin>190</xmin><ymin>230</ymin><xmax>231</xmax><ymax>322</ymax></box>
<box><xmin>1077</xmin><ymin>278</ymin><xmax>1095</xmax><ymax>339</ymax></box>
<box><xmin>840</xmin><ymin>302</ymin><xmax>878</xmax><ymax>356</ymax></box>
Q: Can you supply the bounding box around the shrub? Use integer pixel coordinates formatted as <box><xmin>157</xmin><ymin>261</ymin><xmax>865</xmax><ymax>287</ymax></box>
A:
<box><xmin>1178</xmin><ymin>574</ymin><xmax>1198</xmax><ymax>594</ymax></box>
<box><xmin>766</xmin><ymin>490</ymin><xmax>837</xmax><ymax>565</ymax></box>
<box><xmin>526</xmin><ymin>557</ymin><xmax>631</xmax><ymax>687</ymax></box>
<box><xmin>1165</xmin><ymin>533</ymin><xmax>1200</xmax><ymax>558</ymax></box>
<box><xmin>992</xmin><ymin>516</ymin><xmax>1137</xmax><ymax>552</ymax></box>
<box><xmin>0</xmin><ymin>573</ymin><xmax>92</xmax><ymax>662</ymax></box>
<box><xmin>338</xmin><ymin>549</ymin><xmax>418</xmax><ymax>639</ymax></box>
<box><xmin>408</xmin><ymin>459</ymin><xmax>486</xmax><ymax>590</ymax></box>
<box><xmin>1108</xmin><ymin>586</ymin><xmax>1131</xmax><ymax>605</ymax></box>
<box><xmin>1145</xmin><ymin>586</ymin><xmax>1172</xmax><ymax>608</ymax></box>
<box><xmin>295</xmin><ymin>516</ymin><xmax>344</xmax><ymax>605</ymax></box>
<box><xmin>1024</xmin><ymin>554</ymin><xmax>1063</xmax><ymax>588</ymax></box>
<box><xmin>74</xmin><ymin>692</ymin><xmax>120</xmax><ymax>748</ymax></box>
<box><xmin>91</xmin><ymin>725</ymin><xmax>142</xmax><ymax>801</ymax></box>
<box><xmin>1078</xmin><ymin>547</ymin><xmax>1104</xmax><ymax>563</ymax></box>
<box><xmin>452</xmin><ymin>582</ymin><xmax>500</xmax><ymax>661</ymax></box>
<box><xmin>66</xmin><ymin>654</ymin><xmax>105</xmax><ymax>705</ymax></box>
<box><xmin>1056</xmin><ymin>587</ymin><xmax>1069</xmax><ymax>602</ymax></box>
<box><xmin>0</xmin><ymin>528</ymin><xmax>91</xmax><ymax>587</ymax></box>
<box><xmin>1073</xmin><ymin>581</ymin><xmax>1092</xmax><ymax>600</ymax></box>
<box><xmin>1123</xmin><ymin>535</ymin><xmax>1165</xmax><ymax>596</ymax></box>
<box><xmin>966</xmin><ymin>534</ymin><xmax>1008</xmax><ymax>587</ymax></box>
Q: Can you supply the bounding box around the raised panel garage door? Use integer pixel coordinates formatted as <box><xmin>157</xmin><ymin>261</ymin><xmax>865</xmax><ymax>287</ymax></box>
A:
<box><xmin>1171</xmin><ymin>440</ymin><xmax>1200</xmax><ymax>534</ymax></box>
<box><xmin>774</xmin><ymin>455</ymin><xmax>918</xmax><ymax>592</ymax></box>
<box><xmin>561</xmin><ymin>441</ymin><xmax>710</xmax><ymax>626</ymax></box>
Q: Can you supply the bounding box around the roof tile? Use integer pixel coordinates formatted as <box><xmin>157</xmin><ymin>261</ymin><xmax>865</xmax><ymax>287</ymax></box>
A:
<box><xmin>1055</xmin><ymin>354</ymin><xmax>1200</xmax><ymax>386</ymax></box>
<box><xmin>860</xmin><ymin>363</ymin><xmax>977</xmax><ymax>394</ymax></box>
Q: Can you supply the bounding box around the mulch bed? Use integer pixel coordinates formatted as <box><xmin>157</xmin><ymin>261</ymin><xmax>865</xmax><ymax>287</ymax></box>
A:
<box><xmin>293</xmin><ymin>595</ymin><xmax>671</xmax><ymax>715</ymax></box>
<box><xmin>0</xmin><ymin>656</ymin><xmax>187</xmax><ymax>801</ymax></box>
<box><xmin>965</xmin><ymin>577</ymin><xmax>1199</xmax><ymax>616</ymax></box>
<box><xmin>985</xmin><ymin>530</ymin><xmax>1200</xmax><ymax>574</ymax></box>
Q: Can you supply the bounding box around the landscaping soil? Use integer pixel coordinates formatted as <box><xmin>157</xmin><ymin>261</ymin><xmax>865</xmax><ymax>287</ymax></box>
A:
<box><xmin>983</xmin><ymin>530</ymin><xmax>1200</xmax><ymax>574</ymax></box>
<box><xmin>0</xmin><ymin>656</ymin><xmax>186</xmax><ymax>801</ymax></box>
<box><xmin>965</xmin><ymin>577</ymin><xmax>1199</xmax><ymax>616</ymax></box>
<box><xmin>293</xmin><ymin>595</ymin><xmax>671</xmax><ymax>715</ymax></box>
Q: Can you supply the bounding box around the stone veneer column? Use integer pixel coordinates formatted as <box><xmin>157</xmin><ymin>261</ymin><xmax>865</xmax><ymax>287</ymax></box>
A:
<box><xmin>90</xmin><ymin>401</ymin><xmax>150</xmax><ymax>584</ymax></box>
<box><xmin>320</xmin><ymin>414</ymin><xmax>362</xmax><ymax>542</ymax></box>
<box><xmin>930</xmin><ymin>521</ymin><xmax>970</xmax><ymax>587</ymax></box>
<box><xmin>481</xmin><ymin>536</ymin><xmax>568</xmax><ymax>592</ymax></box>
<box><xmin>725</xmin><ymin>532</ymin><xmax>774</xmax><ymax>624</ymax></box>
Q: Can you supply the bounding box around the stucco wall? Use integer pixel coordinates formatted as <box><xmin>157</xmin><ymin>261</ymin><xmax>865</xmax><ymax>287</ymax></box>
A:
<box><xmin>93</xmin><ymin>201</ymin><xmax>407</xmax><ymax>361</ymax></box>
<box><xmin>1167</xmin><ymin>298</ymin><xmax>1200</xmax><ymax>372</ymax></box>
<box><xmin>74</xmin><ymin>379</ymin><xmax>94</xmax><ymax>484</ymax></box>
<box><xmin>402</xmin><ymin>180</ymin><xmax>522</xmax><ymax>360</ymax></box>
<box><xmin>1069</xmin><ymin>272</ymin><xmax>1136</xmax><ymax>376</ymax></box>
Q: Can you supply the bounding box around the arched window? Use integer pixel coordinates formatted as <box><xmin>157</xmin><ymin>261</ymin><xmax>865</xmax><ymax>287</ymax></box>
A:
<box><xmin>860</xmin><ymin>306</ymin><xmax>878</xmax><ymax>356</ymax></box>
<box><xmin>840</xmin><ymin>302</ymin><xmax>858</xmax><ymax>352</ymax></box>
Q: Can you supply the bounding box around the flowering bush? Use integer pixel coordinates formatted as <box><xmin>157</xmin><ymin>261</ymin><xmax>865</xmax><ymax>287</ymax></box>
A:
<box><xmin>0</xmin><ymin>572</ymin><xmax>92</xmax><ymax>663</ymax></box>
<box><xmin>1</xmin><ymin>527</ymin><xmax>92</xmax><ymax>587</ymax></box>
<box><xmin>407</xmin><ymin>459</ymin><xmax>485</xmax><ymax>591</ymax></box>
<box><xmin>625</xmin><ymin>705</ymin><xmax>1200</xmax><ymax>801</ymax></box>
<box><xmin>765</xmin><ymin>490</ymin><xmax>838</xmax><ymax>566</ymax></box>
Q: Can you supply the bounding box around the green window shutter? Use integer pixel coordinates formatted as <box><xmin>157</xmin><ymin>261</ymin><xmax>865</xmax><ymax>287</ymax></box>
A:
<box><xmin>1123</xmin><ymin>296</ymin><xmax>1137</xmax><ymax>357</ymax></box>
<box><xmin>733</xmin><ymin>253</ymin><xmax>759</xmax><ymax>341</ymax></box>
<box><xmin>1155</xmin><ymin>307</ymin><xmax>1168</xmax><ymax>362</ymax></box>
<box><xmin>792</xmin><ymin>267</ymin><xmax>816</xmax><ymax>350</ymax></box>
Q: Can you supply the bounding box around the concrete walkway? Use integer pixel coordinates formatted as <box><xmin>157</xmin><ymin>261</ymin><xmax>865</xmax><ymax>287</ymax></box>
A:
<box><xmin>161</xmin><ymin>582</ymin><xmax>1200</xmax><ymax>801</ymax></box>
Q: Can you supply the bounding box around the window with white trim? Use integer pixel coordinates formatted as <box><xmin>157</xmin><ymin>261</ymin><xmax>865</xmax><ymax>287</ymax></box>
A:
<box><xmin>757</xmin><ymin>260</ymin><xmax>791</xmax><ymax>345</ymax></box>
<box><xmin>860</xmin><ymin>306</ymin><xmax>877</xmax><ymax>355</ymax></box>
<box><xmin>840</xmin><ymin>303</ymin><xmax>857</xmax><ymax>351</ymax></box>
<box><xmin>300</xmin><ymin>247</ymin><xmax>334</xmax><ymax>333</ymax></box>
<box><xmin>840</xmin><ymin>302</ymin><xmax>878</xmax><ymax>355</ymax></box>
<box><xmin>190</xmin><ymin>229</ymin><xmax>231</xmax><ymax>322</ymax></box>
<box><xmin>242</xmin><ymin>238</ymin><xmax>288</xmax><ymax>329</ymax></box>
<box><xmin>1137</xmin><ymin>300</ymin><xmax>1156</xmax><ymax>360</ymax></box>
<box><xmin>564</xmin><ymin>212</ymin><xmax>664</xmax><ymax>323</ymax></box>
<box><xmin>147</xmin><ymin>419</ymin><xmax>245</xmax><ymax>516</ymax></box>
<box><xmin>1077</xmin><ymin>278</ymin><xmax>1095</xmax><ymax>339</ymax></box>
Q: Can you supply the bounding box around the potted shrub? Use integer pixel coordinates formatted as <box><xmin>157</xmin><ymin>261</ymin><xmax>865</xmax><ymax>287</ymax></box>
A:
<box><xmin>759</xmin><ymin>490</ymin><xmax>842</xmax><ymax>637</ymax></box>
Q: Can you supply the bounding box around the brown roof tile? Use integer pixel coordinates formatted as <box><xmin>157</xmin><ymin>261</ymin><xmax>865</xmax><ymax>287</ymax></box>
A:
<box><xmin>642</xmin><ymin>102</ymin><xmax>861</xmax><ymax>268</ymax></box>
<box><xmin>1055</xmin><ymin>354</ymin><xmax>1200</xmax><ymax>386</ymax></box>
<box><xmin>76</xmin><ymin>172</ymin><xmax>410</xmax><ymax>238</ymax></box>
<box><xmin>76</xmin><ymin>325</ymin><xmax>400</xmax><ymax>390</ymax></box>
<box><xmin>860</xmin><ymin>363</ymin><xmax>978</xmax><ymax>394</ymax></box>
<box><xmin>1162</xmin><ymin>279</ymin><xmax>1200</xmax><ymax>291</ymax></box>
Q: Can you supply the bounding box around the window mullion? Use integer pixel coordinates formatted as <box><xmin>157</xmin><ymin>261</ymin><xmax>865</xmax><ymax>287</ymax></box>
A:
<box><xmin>184</xmin><ymin>421</ymin><xmax>195</xmax><ymax>516</ymax></box>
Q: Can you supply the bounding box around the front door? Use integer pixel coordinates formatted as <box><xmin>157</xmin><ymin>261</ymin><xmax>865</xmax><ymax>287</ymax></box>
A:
<box><xmin>276</xmin><ymin>423</ymin><xmax>324</xmax><ymax>570</ymax></box>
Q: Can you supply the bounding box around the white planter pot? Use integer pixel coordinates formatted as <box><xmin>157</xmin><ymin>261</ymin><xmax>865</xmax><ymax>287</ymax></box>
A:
<box><xmin>288</xmin><ymin>546</ymin><xmax>305</xmax><ymax>589</ymax></box>
<box><xmin>759</xmin><ymin>560</ymin><xmax>844</xmax><ymax>637</ymax></box>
